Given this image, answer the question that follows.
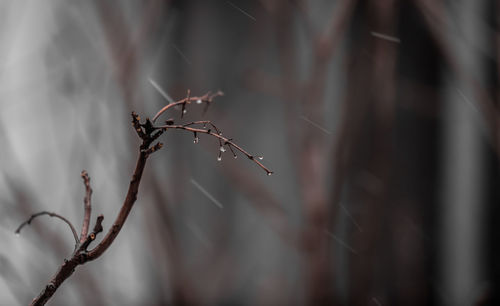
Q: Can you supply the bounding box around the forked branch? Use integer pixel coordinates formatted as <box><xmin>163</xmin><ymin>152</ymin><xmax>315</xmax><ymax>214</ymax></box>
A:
<box><xmin>155</xmin><ymin>121</ymin><xmax>273</xmax><ymax>175</ymax></box>
<box><xmin>18</xmin><ymin>90</ymin><xmax>272</xmax><ymax>305</ymax></box>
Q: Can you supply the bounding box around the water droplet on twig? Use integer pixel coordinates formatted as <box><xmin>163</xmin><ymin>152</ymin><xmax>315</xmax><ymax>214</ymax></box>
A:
<box><xmin>196</xmin><ymin>99</ymin><xmax>203</xmax><ymax>104</ymax></box>
<box><xmin>217</xmin><ymin>156</ymin><xmax>222</xmax><ymax>162</ymax></box>
<box><xmin>258</xmin><ymin>156</ymin><xmax>264</xmax><ymax>160</ymax></box>
<box><xmin>193</xmin><ymin>137</ymin><xmax>199</xmax><ymax>144</ymax></box>
<box><xmin>220</xmin><ymin>146</ymin><xmax>226</xmax><ymax>152</ymax></box>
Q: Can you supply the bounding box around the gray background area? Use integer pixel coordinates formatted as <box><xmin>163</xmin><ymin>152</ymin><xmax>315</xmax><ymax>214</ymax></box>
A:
<box><xmin>0</xmin><ymin>1</ymin><xmax>498</xmax><ymax>305</ymax></box>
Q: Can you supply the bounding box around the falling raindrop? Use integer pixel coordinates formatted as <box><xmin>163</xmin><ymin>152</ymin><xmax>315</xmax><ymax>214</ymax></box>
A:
<box><xmin>220</xmin><ymin>146</ymin><xmax>226</xmax><ymax>152</ymax></box>
<box><xmin>258</xmin><ymin>156</ymin><xmax>264</xmax><ymax>160</ymax></box>
<box><xmin>196</xmin><ymin>99</ymin><xmax>203</xmax><ymax>104</ymax></box>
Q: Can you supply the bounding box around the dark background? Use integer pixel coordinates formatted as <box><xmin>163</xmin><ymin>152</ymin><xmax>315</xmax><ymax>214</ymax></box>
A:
<box><xmin>0</xmin><ymin>0</ymin><xmax>498</xmax><ymax>305</ymax></box>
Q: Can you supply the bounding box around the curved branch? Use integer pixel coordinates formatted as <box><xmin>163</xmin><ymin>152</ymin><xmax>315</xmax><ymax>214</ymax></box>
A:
<box><xmin>151</xmin><ymin>90</ymin><xmax>223</xmax><ymax>123</ymax></box>
<box><xmin>30</xmin><ymin>215</ymin><xmax>105</xmax><ymax>306</ymax></box>
<box><xmin>15</xmin><ymin>211</ymin><xmax>79</xmax><ymax>246</ymax></box>
<box><xmin>154</xmin><ymin>121</ymin><xmax>273</xmax><ymax>175</ymax></box>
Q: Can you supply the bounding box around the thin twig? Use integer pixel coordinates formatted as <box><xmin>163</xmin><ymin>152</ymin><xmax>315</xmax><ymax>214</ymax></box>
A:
<box><xmin>79</xmin><ymin>170</ymin><xmax>92</xmax><ymax>244</ymax></box>
<box><xmin>15</xmin><ymin>211</ymin><xmax>79</xmax><ymax>246</ymax></box>
<box><xmin>30</xmin><ymin>215</ymin><xmax>105</xmax><ymax>306</ymax></box>
<box><xmin>152</xmin><ymin>91</ymin><xmax>224</xmax><ymax>122</ymax></box>
<box><xmin>154</xmin><ymin>122</ymin><xmax>273</xmax><ymax>175</ymax></box>
<box><xmin>29</xmin><ymin>113</ymin><xmax>165</xmax><ymax>305</ymax></box>
<box><xmin>78</xmin><ymin>214</ymin><xmax>104</xmax><ymax>252</ymax></box>
<box><xmin>27</xmin><ymin>89</ymin><xmax>271</xmax><ymax>304</ymax></box>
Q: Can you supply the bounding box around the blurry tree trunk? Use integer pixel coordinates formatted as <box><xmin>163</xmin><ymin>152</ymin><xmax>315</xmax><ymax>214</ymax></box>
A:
<box><xmin>345</xmin><ymin>1</ymin><xmax>441</xmax><ymax>304</ymax></box>
<box><xmin>439</xmin><ymin>0</ymin><xmax>489</xmax><ymax>305</ymax></box>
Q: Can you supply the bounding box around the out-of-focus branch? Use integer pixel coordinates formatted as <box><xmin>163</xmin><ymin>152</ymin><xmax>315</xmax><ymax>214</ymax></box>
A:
<box><xmin>222</xmin><ymin>165</ymin><xmax>300</xmax><ymax>248</ymax></box>
<box><xmin>413</xmin><ymin>0</ymin><xmax>500</xmax><ymax>155</ymax></box>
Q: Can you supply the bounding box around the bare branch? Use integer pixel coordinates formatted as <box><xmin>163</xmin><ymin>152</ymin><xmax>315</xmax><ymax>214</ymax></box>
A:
<box><xmin>15</xmin><ymin>211</ymin><xmax>79</xmax><ymax>247</ymax></box>
<box><xmin>151</xmin><ymin>90</ymin><xmax>224</xmax><ymax>123</ymax></box>
<box><xmin>79</xmin><ymin>170</ymin><xmax>92</xmax><ymax>244</ymax></box>
<box><xmin>78</xmin><ymin>214</ymin><xmax>104</xmax><ymax>252</ymax></box>
<box><xmin>27</xmin><ymin>89</ymin><xmax>271</xmax><ymax>304</ymax></box>
<box><xmin>154</xmin><ymin>121</ymin><xmax>273</xmax><ymax>175</ymax></box>
<box><xmin>30</xmin><ymin>214</ymin><xmax>105</xmax><ymax>306</ymax></box>
<box><xmin>86</xmin><ymin>150</ymin><xmax>149</xmax><ymax>260</ymax></box>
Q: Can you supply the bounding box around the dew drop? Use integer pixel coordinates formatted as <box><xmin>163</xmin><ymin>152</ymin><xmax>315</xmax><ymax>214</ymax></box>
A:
<box><xmin>217</xmin><ymin>156</ymin><xmax>222</xmax><ymax>162</ymax></box>
<box><xmin>193</xmin><ymin>137</ymin><xmax>199</xmax><ymax>144</ymax></box>
<box><xmin>258</xmin><ymin>156</ymin><xmax>264</xmax><ymax>160</ymax></box>
<box><xmin>196</xmin><ymin>99</ymin><xmax>203</xmax><ymax>104</ymax></box>
<box><xmin>220</xmin><ymin>146</ymin><xmax>226</xmax><ymax>152</ymax></box>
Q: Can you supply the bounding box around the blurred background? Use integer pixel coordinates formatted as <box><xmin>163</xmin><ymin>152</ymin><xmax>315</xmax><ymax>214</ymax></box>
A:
<box><xmin>0</xmin><ymin>0</ymin><xmax>499</xmax><ymax>305</ymax></box>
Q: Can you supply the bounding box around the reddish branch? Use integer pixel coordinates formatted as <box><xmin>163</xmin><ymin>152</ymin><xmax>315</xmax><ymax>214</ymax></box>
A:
<box><xmin>17</xmin><ymin>90</ymin><xmax>272</xmax><ymax>305</ymax></box>
<box><xmin>154</xmin><ymin>121</ymin><xmax>273</xmax><ymax>175</ymax></box>
<box><xmin>152</xmin><ymin>90</ymin><xmax>223</xmax><ymax>122</ymax></box>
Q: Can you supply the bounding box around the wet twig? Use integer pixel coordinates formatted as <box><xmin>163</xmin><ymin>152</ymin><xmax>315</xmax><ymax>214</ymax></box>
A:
<box><xmin>18</xmin><ymin>90</ymin><xmax>272</xmax><ymax>305</ymax></box>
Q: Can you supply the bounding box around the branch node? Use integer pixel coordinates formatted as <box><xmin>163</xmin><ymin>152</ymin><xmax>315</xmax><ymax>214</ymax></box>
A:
<box><xmin>78</xmin><ymin>214</ymin><xmax>104</xmax><ymax>252</ymax></box>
